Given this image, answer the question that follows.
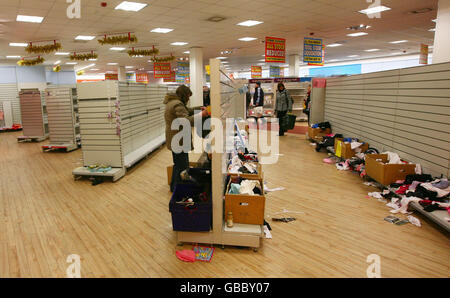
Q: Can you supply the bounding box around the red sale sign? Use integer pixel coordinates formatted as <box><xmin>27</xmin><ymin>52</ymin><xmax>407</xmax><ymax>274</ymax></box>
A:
<box><xmin>154</xmin><ymin>62</ymin><xmax>172</xmax><ymax>79</ymax></box>
<box><xmin>251</xmin><ymin>66</ymin><xmax>262</xmax><ymax>78</ymax></box>
<box><xmin>265</xmin><ymin>36</ymin><xmax>286</xmax><ymax>63</ymax></box>
<box><xmin>136</xmin><ymin>73</ymin><xmax>149</xmax><ymax>84</ymax></box>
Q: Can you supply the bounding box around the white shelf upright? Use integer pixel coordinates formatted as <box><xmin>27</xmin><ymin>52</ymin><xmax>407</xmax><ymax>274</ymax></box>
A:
<box><xmin>17</xmin><ymin>89</ymin><xmax>49</xmax><ymax>142</ymax></box>
<box><xmin>72</xmin><ymin>81</ymin><xmax>167</xmax><ymax>182</ymax></box>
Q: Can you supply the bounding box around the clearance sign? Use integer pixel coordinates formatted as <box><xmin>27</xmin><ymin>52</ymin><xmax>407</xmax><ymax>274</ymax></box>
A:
<box><xmin>251</xmin><ymin>66</ymin><xmax>262</xmax><ymax>78</ymax></box>
<box><xmin>154</xmin><ymin>62</ymin><xmax>172</xmax><ymax>79</ymax></box>
<box><xmin>265</xmin><ymin>36</ymin><xmax>286</xmax><ymax>63</ymax></box>
<box><xmin>303</xmin><ymin>37</ymin><xmax>323</xmax><ymax>64</ymax></box>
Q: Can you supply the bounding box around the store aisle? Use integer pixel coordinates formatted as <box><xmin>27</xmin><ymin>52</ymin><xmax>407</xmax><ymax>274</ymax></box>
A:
<box><xmin>0</xmin><ymin>131</ymin><xmax>448</xmax><ymax>277</ymax></box>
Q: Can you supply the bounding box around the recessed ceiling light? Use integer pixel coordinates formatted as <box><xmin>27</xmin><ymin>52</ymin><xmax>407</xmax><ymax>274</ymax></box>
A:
<box><xmin>390</xmin><ymin>40</ymin><xmax>408</xmax><ymax>44</ymax></box>
<box><xmin>429</xmin><ymin>28</ymin><xmax>436</xmax><ymax>32</ymax></box>
<box><xmin>171</xmin><ymin>42</ymin><xmax>188</xmax><ymax>46</ymax></box>
<box><xmin>6</xmin><ymin>56</ymin><xmax>21</xmax><ymax>59</ymax></box>
<box><xmin>107</xmin><ymin>63</ymin><xmax>118</xmax><ymax>65</ymax></box>
<box><xmin>365</xmin><ymin>49</ymin><xmax>380</xmax><ymax>52</ymax></box>
<box><xmin>328</xmin><ymin>59</ymin><xmax>340</xmax><ymax>62</ymax></box>
<box><xmin>125</xmin><ymin>66</ymin><xmax>134</xmax><ymax>69</ymax></box>
<box><xmin>55</xmin><ymin>52</ymin><xmax>70</xmax><ymax>56</ymax></box>
<box><xmin>237</xmin><ymin>20</ymin><xmax>263</xmax><ymax>27</ymax></box>
<box><xmin>9</xmin><ymin>43</ymin><xmax>28</xmax><ymax>47</ymax></box>
<box><xmin>239</xmin><ymin>37</ymin><xmax>257</xmax><ymax>42</ymax></box>
<box><xmin>16</xmin><ymin>15</ymin><xmax>44</xmax><ymax>23</ymax></box>
<box><xmin>222</xmin><ymin>61</ymin><xmax>229</xmax><ymax>64</ymax></box>
<box><xmin>348</xmin><ymin>55</ymin><xmax>359</xmax><ymax>58</ymax></box>
<box><xmin>110</xmin><ymin>47</ymin><xmax>126</xmax><ymax>51</ymax></box>
<box><xmin>90</xmin><ymin>69</ymin><xmax>99</xmax><ymax>71</ymax></box>
<box><xmin>432</xmin><ymin>19</ymin><xmax>437</xmax><ymax>22</ymax></box>
<box><xmin>151</xmin><ymin>28</ymin><xmax>174</xmax><ymax>33</ymax></box>
<box><xmin>115</xmin><ymin>1</ymin><xmax>148</xmax><ymax>12</ymax></box>
<box><xmin>359</xmin><ymin>6</ymin><xmax>391</xmax><ymax>15</ymax></box>
<box><xmin>327</xmin><ymin>43</ymin><xmax>342</xmax><ymax>47</ymax></box>
<box><xmin>54</xmin><ymin>60</ymin><xmax>61</xmax><ymax>65</ymax></box>
<box><xmin>66</xmin><ymin>62</ymin><xmax>77</xmax><ymax>65</ymax></box>
<box><xmin>75</xmin><ymin>35</ymin><xmax>96</xmax><ymax>40</ymax></box>
<box><xmin>89</xmin><ymin>58</ymin><xmax>97</xmax><ymax>61</ymax></box>
<box><xmin>347</xmin><ymin>32</ymin><xmax>368</xmax><ymax>37</ymax></box>
<box><xmin>183</xmin><ymin>51</ymin><xmax>190</xmax><ymax>54</ymax></box>
<box><xmin>216</xmin><ymin>57</ymin><xmax>227</xmax><ymax>60</ymax></box>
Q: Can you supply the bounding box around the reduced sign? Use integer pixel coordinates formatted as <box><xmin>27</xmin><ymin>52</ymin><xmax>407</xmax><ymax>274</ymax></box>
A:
<box><xmin>154</xmin><ymin>62</ymin><xmax>172</xmax><ymax>79</ymax></box>
<box><xmin>265</xmin><ymin>36</ymin><xmax>286</xmax><ymax>63</ymax></box>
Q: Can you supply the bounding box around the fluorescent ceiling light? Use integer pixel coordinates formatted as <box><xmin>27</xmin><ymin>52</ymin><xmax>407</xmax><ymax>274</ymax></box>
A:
<box><xmin>221</xmin><ymin>61</ymin><xmax>229</xmax><ymax>64</ymax></box>
<box><xmin>6</xmin><ymin>56</ymin><xmax>21</xmax><ymax>59</ymax></box>
<box><xmin>365</xmin><ymin>49</ymin><xmax>380</xmax><ymax>52</ymax></box>
<box><xmin>151</xmin><ymin>28</ymin><xmax>173</xmax><ymax>33</ymax></box>
<box><xmin>327</xmin><ymin>43</ymin><xmax>342</xmax><ymax>47</ymax></box>
<box><xmin>125</xmin><ymin>66</ymin><xmax>134</xmax><ymax>68</ymax></box>
<box><xmin>237</xmin><ymin>20</ymin><xmax>263</xmax><ymax>27</ymax></box>
<box><xmin>390</xmin><ymin>40</ymin><xmax>408</xmax><ymax>44</ymax></box>
<box><xmin>239</xmin><ymin>37</ymin><xmax>257</xmax><ymax>41</ymax></box>
<box><xmin>359</xmin><ymin>5</ymin><xmax>391</xmax><ymax>15</ymax></box>
<box><xmin>9</xmin><ymin>43</ymin><xmax>28</xmax><ymax>47</ymax></box>
<box><xmin>429</xmin><ymin>28</ymin><xmax>436</xmax><ymax>32</ymax></box>
<box><xmin>55</xmin><ymin>52</ymin><xmax>70</xmax><ymax>56</ymax></box>
<box><xmin>216</xmin><ymin>57</ymin><xmax>227</xmax><ymax>60</ymax></box>
<box><xmin>16</xmin><ymin>15</ymin><xmax>44</xmax><ymax>23</ymax></box>
<box><xmin>183</xmin><ymin>51</ymin><xmax>190</xmax><ymax>54</ymax></box>
<box><xmin>66</xmin><ymin>62</ymin><xmax>77</xmax><ymax>65</ymax></box>
<box><xmin>258</xmin><ymin>59</ymin><xmax>265</xmax><ymax>62</ymax></box>
<box><xmin>115</xmin><ymin>1</ymin><xmax>147</xmax><ymax>12</ymax></box>
<box><xmin>171</xmin><ymin>42</ymin><xmax>188</xmax><ymax>46</ymax></box>
<box><xmin>110</xmin><ymin>47</ymin><xmax>126</xmax><ymax>51</ymax></box>
<box><xmin>75</xmin><ymin>35</ymin><xmax>96</xmax><ymax>40</ymax></box>
<box><xmin>107</xmin><ymin>63</ymin><xmax>118</xmax><ymax>65</ymax></box>
<box><xmin>90</xmin><ymin>69</ymin><xmax>99</xmax><ymax>71</ymax></box>
<box><xmin>54</xmin><ymin>60</ymin><xmax>61</xmax><ymax>65</ymax></box>
<box><xmin>347</xmin><ymin>32</ymin><xmax>368</xmax><ymax>37</ymax></box>
<box><xmin>328</xmin><ymin>59</ymin><xmax>340</xmax><ymax>62</ymax></box>
<box><xmin>88</xmin><ymin>58</ymin><xmax>97</xmax><ymax>61</ymax></box>
<box><xmin>432</xmin><ymin>19</ymin><xmax>437</xmax><ymax>22</ymax></box>
<box><xmin>77</xmin><ymin>63</ymin><xmax>96</xmax><ymax>71</ymax></box>
<box><xmin>348</xmin><ymin>55</ymin><xmax>359</xmax><ymax>58</ymax></box>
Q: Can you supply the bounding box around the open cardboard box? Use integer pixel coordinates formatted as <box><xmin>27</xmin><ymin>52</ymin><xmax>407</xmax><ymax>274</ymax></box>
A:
<box><xmin>225</xmin><ymin>178</ymin><xmax>265</xmax><ymax>225</ymax></box>
<box><xmin>228</xmin><ymin>162</ymin><xmax>263</xmax><ymax>180</ymax></box>
<box><xmin>334</xmin><ymin>138</ymin><xmax>369</xmax><ymax>160</ymax></box>
<box><xmin>365</xmin><ymin>154</ymin><xmax>416</xmax><ymax>186</ymax></box>
<box><xmin>307</xmin><ymin>127</ymin><xmax>331</xmax><ymax>141</ymax></box>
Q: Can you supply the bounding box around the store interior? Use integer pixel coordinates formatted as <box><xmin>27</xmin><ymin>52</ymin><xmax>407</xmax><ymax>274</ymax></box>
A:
<box><xmin>0</xmin><ymin>0</ymin><xmax>449</xmax><ymax>278</ymax></box>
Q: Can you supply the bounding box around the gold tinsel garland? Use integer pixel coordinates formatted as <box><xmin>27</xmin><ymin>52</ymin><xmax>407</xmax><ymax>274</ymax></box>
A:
<box><xmin>26</xmin><ymin>42</ymin><xmax>62</xmax><ymax>54</ymax></box>
<box><xmin>76</xmin><ymin>70</ymin><xmax>85</xmax><ymax>76</ymax></box>
<box><xmin>151</xmin><ymin>55</ymin><xmax>176</xmax><ymax>63</ymax></box>
<box><xmin>17</xmin><ymin>57</ymin><xmax>45</xmax><ymax>66</ymax></box>
<box><xmin>98</xmin><ymin>34</ymin><xmax>138</xmax><ymax>45</ymax></box>
<box><xmin>70</xmin><ymin>52</ymin><xmax>98</xmax><ymax>61</ymax></box>
<box><xmin>128</xmin><ymin>48</ymin><xmax>159</xmax><ymax>57</ymax></box>
<box><xmin>53</xmin><ymin>65</ymin><xmax>61</xmax><ymax>72</ymax></box>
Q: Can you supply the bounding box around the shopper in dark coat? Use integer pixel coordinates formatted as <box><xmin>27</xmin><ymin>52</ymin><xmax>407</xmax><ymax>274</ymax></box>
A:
<box><xmin>252</xmin><ymin>82</ymin><xmax>265</xmax><ymax>107</ymax></box>
<box><xmin>275</xmin><ymin>83</ymin><xmax>293</xmax><ymax>136</ymax></box>
<box><xmin>203</xmin><ymin>86</ymin><xmax>211</xmax><ymax>107</ymax></box>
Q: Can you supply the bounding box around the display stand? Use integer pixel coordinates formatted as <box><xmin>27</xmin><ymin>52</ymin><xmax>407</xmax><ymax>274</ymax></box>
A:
<box><xmin>72</xmin><ymin>81</ymin><xmax>167</xmax><ymax>182</ymax></box>
<box><xmin>176</xmin><ymin>59</ymin><xmax>264</xmax><ymax>250</ymax></box>
<box><xmin>0</xmin><ymin>83</ymin><xmax>22</xmax><ymax>130</ymax></box>
<box><xmin>17</xmin><ymin>89</ymin><xmax>49</xmax><ymax>142</ymax></box>
<box><xmin>42</xmin><ymin>87</ymin><xmax>80</xmax><ymax>152</ymax></box>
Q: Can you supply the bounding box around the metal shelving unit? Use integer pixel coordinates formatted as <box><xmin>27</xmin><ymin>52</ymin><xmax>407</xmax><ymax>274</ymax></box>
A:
<box><xmin>42</xmin><ymin>87</ymin><xmax>80</xmax><ymax>152</ymax></box>
<box><xmin>72</xmin><ymin>81</ymin><xmax>167</xmax><ymax>182</ymax></box>
<box><xmin>17</xmin><ymin>89</ymin><xmax>49</xmax><ymax>142</ymax></box>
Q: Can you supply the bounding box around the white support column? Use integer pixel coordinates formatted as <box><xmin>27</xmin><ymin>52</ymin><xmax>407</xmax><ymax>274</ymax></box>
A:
<box><xmin>118</xmin><ymin>66</ymin><xmax>126</xmax><ymax>81</ymax></box>
<box><xmin>189</xmin><ymin>47</ymin><xmax>204</xmax><ymax>107</ymax></box>
<box><xmin>433</xmin><ymin>0</ymin><xmax>450</xmax><ymax>63</ymax></box>
<box><xmin>288</xmin><ymin>54</ymin><xmax>300</xmax><ymax>77</ymax></box>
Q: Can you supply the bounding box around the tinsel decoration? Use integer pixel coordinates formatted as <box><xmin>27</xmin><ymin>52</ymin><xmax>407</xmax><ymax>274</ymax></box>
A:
<box><xmin>98</xmin><ymin>33</ymin><xmax>138</xmax><ymax>45</ymax></box>
<box><xmin>53</xmin><ymin>65</ymin><xmax>61</xmax><ymax>72</ymax></box>
<box><xmin>17</xmin><ymin>56</ymin><xmax>45</xmax><ymax>66</ymax></box>
<box><xmin>70</xmin><ymin>52</ymin><xmax>98</xmax><ymax>61</ymax></box>
<box><xmin>151</xmin><ymin>55</ymin><xmax>176</xmax><ymax>63</ymax></box>
<box><xmin>26</xmin><ymin>41</ymin><xmax>62</xmax><ymax>54</ymax></box>
<box><xmin>127</xmin><ymin>47</ymin><xmax>159</xmax><ymax>57</ymax></box>
<box><xmin>76</xmin><ymin>70</ymin><xmax>85</xmax><ymax>76</ymax></box>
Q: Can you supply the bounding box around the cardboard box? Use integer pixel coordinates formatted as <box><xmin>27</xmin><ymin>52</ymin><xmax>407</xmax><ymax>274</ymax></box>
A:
<box><xmin>365</xmin><ymin>154</ymin><xmax>416</xmax><ymax>186</ymax></box>
<box><xmin>228</xmin><ymin>163</ymin><xmax>263</xmax><ymax>180</ymax></box>
<box><xmin>225</xmin><ymin>179</ymin><xmax>265</xmax><ymax>225</ymax></box>
<box><xmin>307</xmin><ymin>127</ymin><xmax>331</xmax><ymax>141</ymax></box>
<box><xmin>167</xmin><ymin>162</ymin><xmax>199</xmax><ymax>185</ymax></box>
<box><xmin>334</xmin><ymin>138</ymin><xmax>369</xmax><ymax>160</ymax></box>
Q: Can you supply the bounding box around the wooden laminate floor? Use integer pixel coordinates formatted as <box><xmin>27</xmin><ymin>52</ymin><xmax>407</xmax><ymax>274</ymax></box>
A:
<box><xmin>0</xmin><ymin>131</ymin><xmax>448</xmax><ymax>278</ymax></box>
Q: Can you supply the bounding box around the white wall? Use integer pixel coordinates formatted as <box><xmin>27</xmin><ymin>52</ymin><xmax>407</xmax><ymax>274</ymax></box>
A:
<box><xmin>433</xmin><ymin>0</ymin><xmax>450</xmax><ymax>63</ymax></box>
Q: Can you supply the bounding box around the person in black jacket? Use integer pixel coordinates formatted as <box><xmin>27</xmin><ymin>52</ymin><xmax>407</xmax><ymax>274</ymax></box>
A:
<box><xmin>245</xmin><ymin>84</ymin><xmax>252</xmax><ymax>111</ymax></box>
<box><xmin>203</xmin><ymin>86</ymin><xmax>211</xmax><ymax>106</ymax></box>
<box><xmin>252</xmin><ymin>82</ymin><xmax>265</xmax><ymax>107</ymax></box>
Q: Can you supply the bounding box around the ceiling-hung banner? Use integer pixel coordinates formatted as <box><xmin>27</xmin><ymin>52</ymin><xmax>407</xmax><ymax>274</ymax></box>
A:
<box><xmin>136</xmin><ymin>73</ymin><xmax>149</xmax><ymax>84</ymax></box>
<box><xmin>265</xmin><ymin>36</ymin><xmax>286</xmax><ymax>63</ymax></box>
<box><xmin>303</xmin><ymin>37</ymin><xmax>323</xmax><ymax>64</ymax></box>
<box><xmin>269</xmin><ymin>65</ymin><xmax>281</xmax><ymax>78</ymax></box>
<box><xmin>163</xmin><ymin>71</ymin><xmax>176</xmax><ymax>83</ymax></box>
<box><xmin>251</xmin><ymin>66</ymin><xmax>262</xmax><ymax>78</ymax></box>
<box><xmin>419</xmin><ymin>44</ymin><xmax>428</xmax><ymax>65</ymax></box>
<box><xmin>154</xmin><ymin>62</ymin><xmax>172</xmax><ymax>79</ymax></box>
<box><xmin>176</xmin><ymin>61</ymin><xmax>190</xmax><ymax>83</ymax></box>
<box><xmin>105</xmin><ymin>73</ymin><xmax>118</xmax><ymax>80</ymax></box>
<box><xmin>308</xmin><ymin>45</ymin><xmax>325</xmax><ymax>66</ymax></box>
<box><xmin>126</xmin><ymin>73</ymin><xmax>136</xmax><ymax>82</ymax></box>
